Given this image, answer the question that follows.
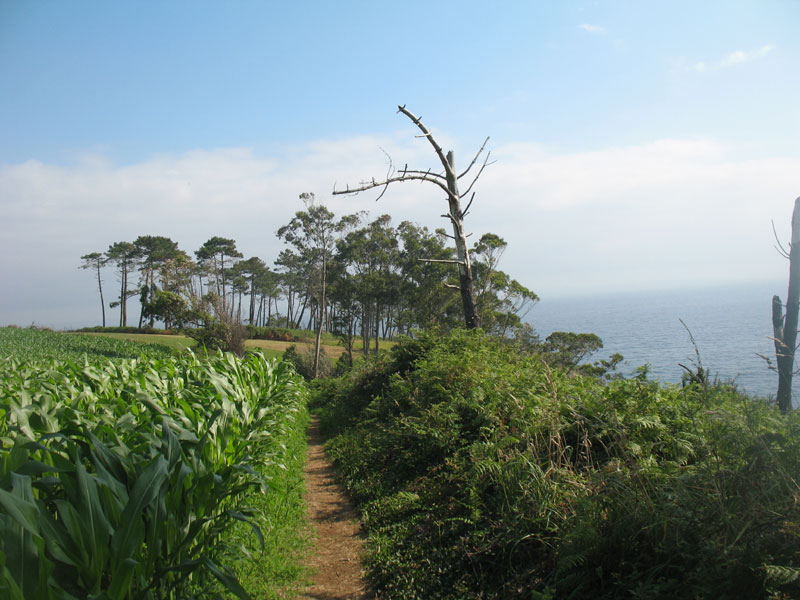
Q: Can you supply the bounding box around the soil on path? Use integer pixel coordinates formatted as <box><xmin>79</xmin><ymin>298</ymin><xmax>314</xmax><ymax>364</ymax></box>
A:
<box><xmin>299</xmin><ymin>416</ymin><xmax>372</xmax><ymax>600</ymax></box>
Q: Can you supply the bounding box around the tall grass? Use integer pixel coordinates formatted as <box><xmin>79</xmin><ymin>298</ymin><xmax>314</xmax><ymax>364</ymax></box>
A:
<box><xmin>0</xmin><ymin>348</ymin><xmax>308</xmax><ymax>599</ymax></box>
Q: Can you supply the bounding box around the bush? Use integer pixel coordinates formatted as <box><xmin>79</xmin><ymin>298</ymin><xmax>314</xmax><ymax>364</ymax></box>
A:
<box><xmin>315</xmin><ymin>330</ymin><xmax>800</xmax><ymax>599</ymax></box>
<box><xmin>185</xmin><ymin>319</ymin><xmax>247</xmax><ymax>356</ymax></box>
<box><xmin>281</xmin><ymin>344</ymin><xmax>333</xmax><ymax>380</ymax></box>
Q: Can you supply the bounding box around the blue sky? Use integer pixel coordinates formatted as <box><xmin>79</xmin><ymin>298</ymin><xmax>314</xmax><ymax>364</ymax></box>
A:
<box><xmin>1</xmin><ymin>1</ymin><xmax>799</xmax><ymax>328</ymax></box>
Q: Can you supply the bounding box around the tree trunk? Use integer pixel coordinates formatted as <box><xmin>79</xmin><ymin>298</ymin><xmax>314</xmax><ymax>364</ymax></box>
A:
<box><xmin>313</xmin><ymin>259</ymin><xmax>327</xmax><ymax>378</ymax></box>
<box><xmin>444</xmin><ymin>151</ymin><xmax>480</xmax><ymax>329</ymax></box>
<box><xmin>362</xmin><ymin>307</ymin><xmax>369</xmax><ymax>358</ymax></box>
<box><xmin>249</xmin><ymin>276</ymin><xmax>256</xmax><ymax>324</ymax></box>
<box><xmin>119</xmin><ymin>267</ymin><xmax>127</xmax><ymax>327</ymax></box>
<box><xmin>96</xmin><ymin>263</ymin><xmax>106</xmax><ymax>327</ymax></box>
<box><xmin>775</xmin><ymin>197</ymin><xmax>800</xmax><ymax>413</ymax></box>
<box><xmin>287</xmin><ymin>289</ymin><xmax>294</xmax><ymax>328</ymax></box>
<box><xmin>374</xmin><ymin>303</ymin><xmax>380</xmax><ymax>355</ymax></box>
<box><xmin>296</xmin><ymin>294</ymin><xmax>308</xmax><ymax>331</ymax></box>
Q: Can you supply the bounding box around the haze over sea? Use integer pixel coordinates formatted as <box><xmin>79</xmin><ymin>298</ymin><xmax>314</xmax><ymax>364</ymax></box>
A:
<box><xmin>530</xmin><ymin>280</ymin><xmax>794</xmax><ymax>402</ymax></box>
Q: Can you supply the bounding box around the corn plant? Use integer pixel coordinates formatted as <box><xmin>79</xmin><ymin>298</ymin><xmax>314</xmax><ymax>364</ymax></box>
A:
<box><xmin>0</xmin><ymin>349</ymin><xmax>307</xmax><ymax>599</ymax></box>
<box><xmin>0</xmin><ymin>326</ymin><xmax>175</xmax><ymax>363</ymax></box>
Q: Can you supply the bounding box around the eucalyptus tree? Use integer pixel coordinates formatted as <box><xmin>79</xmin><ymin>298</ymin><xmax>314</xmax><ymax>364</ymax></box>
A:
<box><xmin>328</xmin><ymin>258</ymin><xmax>361</xmax><ymax>367</ymax></box>
<box><xmin>471</xmin><ymin>233</ymin><xmax>538</xmax><ymax>337</ymax></box>
<box><xmin>277</xmin><ymin>193</ymin><xmax>361</xmax><ymax>377</ymax></box>
<box><xmin>79</xmin><ymin>252</ymin><xmax>107</xmax><ymax>327</ymax></box>
<box><xmin>195</xmin><ymin>236</ymin><xmax>242</xmax><ymax>316</ymax></box>
<box><xmin>336</xmin><ymin>214</ymin><xmax>400</xmax><ymax>355</ymax></box>
<box><xmin>105</xmin><ymin>241</ymin><xmax>138</xmax><ymax>327</ymax></box>
<box><xmin>232</xmin><ymin>256</ymin><xmax>269</xmax><ymax>325</ymax></box>
<box><xmin>334</xmin><ymin>105</ymin><xmax>491</xmax><ymax>329</ymax></box>
<box><xmin>253</xmin><ymin>268</ymin><xmax>281</xmax><ymax>326</ymax></box>
<box><xmin>133</xmin><ymin>235</ymin><xmax>182</xmax><ymax>327</ymax></box>
<box><xmin>275</xmin><ymin>249</ymin><xmax>308</xmax><ymax>329</ymax></box>
<box><xmin>395</xmin><ymin>221</ymin><xmax>461</xmax><ymax>332</ymax></box>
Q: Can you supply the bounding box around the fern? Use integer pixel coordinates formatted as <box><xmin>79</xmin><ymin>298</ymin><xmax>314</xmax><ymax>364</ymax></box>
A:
<box><xmin>764</xmin><ymin>564</ymin><xmax>800</xmax><ymax>585</ymax></box>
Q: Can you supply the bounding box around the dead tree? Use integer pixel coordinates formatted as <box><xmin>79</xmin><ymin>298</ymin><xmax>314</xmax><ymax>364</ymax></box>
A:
<box><xmin>333</xmin><ymin>105</ymin><xmax>491</xmax><ymax>329</ymax></box>
<box><xmin>772</xmin><ymin>196</ymin><xmax>800</xmax><ymax>413</ymax></box>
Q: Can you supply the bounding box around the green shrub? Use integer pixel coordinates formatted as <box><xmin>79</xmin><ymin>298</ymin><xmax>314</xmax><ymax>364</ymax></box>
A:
<box><xmin>281</xmin><ymin>344</ymin><xmax>333</xmax><ymax>380</ymax></box>
<box><xmin>315</xmin><ymin>329</ymin><xmax>800</xmax><ymax>599</ymax></box>
<box><xmin>185</xmin><ymin>319</ymin><xmax>247</xmax><ymax>356</ymax></box>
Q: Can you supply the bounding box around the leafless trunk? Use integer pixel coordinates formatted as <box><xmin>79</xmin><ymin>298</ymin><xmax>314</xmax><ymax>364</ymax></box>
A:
<box><xmin>333</xmin><ymin>105</ymin><xmax>489</xmax><ymax>329</ymax></box>
<box><xmin>774</xmin><ymin>196</ymin><xmax>800</xmax><ymax>413</ymax></box>
<box><xmin>443</xmin><ymin>149</ymin><xmax>480</xmax><ymax>328</ymax></box>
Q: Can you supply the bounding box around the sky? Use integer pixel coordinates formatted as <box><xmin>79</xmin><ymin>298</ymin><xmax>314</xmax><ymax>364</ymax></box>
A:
<box><xmin>1</xmin><ymin>0</ymin><xmax>799</xmax><ymax>329</ymax></box>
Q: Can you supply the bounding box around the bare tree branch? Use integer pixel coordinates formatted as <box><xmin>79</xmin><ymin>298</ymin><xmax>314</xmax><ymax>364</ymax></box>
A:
<box><xmin>461</xmin><ymin>151</ymin><xmax>495</xmax><ymax>198</ymax></box>
<box><xmin>397</xmin><ymin>104</ymin><xmax>454</xmax><ymax>179</ymax></box>
<box><xmin>333</xmin><ymin>173</ymin><xmax>451</xmax><ymax>196</ymax></box>
<box><xmin>773</xmin><ymin>219</ymin><xmax>791</xmax><ymax>259</ymax></box>
<box><xmin>440</xmin><ymin>213</ymin><xmax>458</xmax><ymax>225</ymax></box>
<box><xmin>400</xmin><ymin>168</ymin><xmax>447</xmax><ymax>180</ymax></box>
<box><xmin>461</xmin><ymin>192</ymin><xmax>475</xmax><ymax>219</ymax></box>
<box><xmin>458</xmin><ymin>136</ymin><xmax>490</xmax><ymax>179</ymax></box>
<box><xmin>417</xmin><ymin>258</ymin><xmax>465</xmax><ymax>265</ymax></box>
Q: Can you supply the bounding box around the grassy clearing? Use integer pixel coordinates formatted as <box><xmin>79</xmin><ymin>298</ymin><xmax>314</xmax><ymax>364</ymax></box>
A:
<box><xmin>246</xmin><ymin>338</ymin><xmax>345</xmax><ymax>357</ymax></box>
<box><xmin>74</xmin><ymin>329</ymin><xmax>396</xmax><ymax>360</ymax></box>
<box><xmin>315</xmin><ymin>330</ymin><xmax>800</xmax><ymax>599</ymax></box>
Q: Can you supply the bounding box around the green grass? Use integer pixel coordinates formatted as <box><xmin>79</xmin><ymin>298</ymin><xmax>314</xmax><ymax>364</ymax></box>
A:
<box><xmin>76</xmin><ymin>329</ymin><xmax>396</xmax><ymax>360</ymax></box>
<box><xmin>232</xmin><ymin>406</ymin><xmax>312</xmax><ymax>598</ymax></box>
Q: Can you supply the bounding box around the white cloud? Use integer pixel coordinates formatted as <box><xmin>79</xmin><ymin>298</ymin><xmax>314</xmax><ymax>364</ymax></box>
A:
<box><xmin>1</xmin><ymin>136</ymin><xmax>798</xmax><ymax>327</ymax></box>
<box><xmin>578</xmin><ymin>23</ymin><xmax>606</xmax><ymax>34</ymax></box>
<box><xmin>690</xmin><ymin>44</ymin><xmax>775</xmax><ymax>72</ymax></box>
<box><xmin>720</xmin><ymin>44</ymin><xmax>775</xmax><ymax>67</ymax></box>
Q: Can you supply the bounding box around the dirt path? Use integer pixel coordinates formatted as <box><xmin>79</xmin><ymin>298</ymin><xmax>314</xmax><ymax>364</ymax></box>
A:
<box><xmin>298</xmin><ymin>416</ymin><xmax>372</xmax><ymax>600</ymax></box>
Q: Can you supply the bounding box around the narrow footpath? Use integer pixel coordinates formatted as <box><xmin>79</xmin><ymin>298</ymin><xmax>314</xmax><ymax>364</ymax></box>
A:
<box><xmin>298</xmin><ymin>416</ymin><xmax>372</xmax><ymax>600</ymax></box>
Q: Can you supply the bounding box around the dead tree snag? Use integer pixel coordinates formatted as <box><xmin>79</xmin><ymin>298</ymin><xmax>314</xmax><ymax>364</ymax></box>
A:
<box><xmin>773</xmin><ymin>196</ymin><xmax>800</xmax><ymax>413</ymax></box>
<box><xmin>333</xmin><ymin>105</ymin><xmax>491</xmax><ymax>329</ymax></box>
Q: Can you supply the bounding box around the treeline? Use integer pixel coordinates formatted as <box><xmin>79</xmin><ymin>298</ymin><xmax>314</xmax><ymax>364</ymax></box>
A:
<box><xmin>80</xmin><ymin>194</ymin><xmax>537</xmax><ymax>358</ymax></box>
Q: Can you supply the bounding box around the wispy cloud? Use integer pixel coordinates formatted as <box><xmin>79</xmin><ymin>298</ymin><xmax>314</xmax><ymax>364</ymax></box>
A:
<box><xmin>720</xmin><ymin>44</ymin><xmax>775</xmax><ymax>67</ymax></box>
<box><xmin>690</xmin><ymin>44</ymin><xmax>775</xmax><ymax>72</ymax></box>
<box><xmin>578</xmin><ymin>23</ymin><xmax>606</xmax><ymax>34</ymax></box>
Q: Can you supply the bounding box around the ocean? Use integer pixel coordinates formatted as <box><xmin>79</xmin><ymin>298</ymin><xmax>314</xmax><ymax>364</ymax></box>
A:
<box><xmin>528</xmin><ymin>280</ymin><xmax>795</xmax><ymax>401</ymax></box>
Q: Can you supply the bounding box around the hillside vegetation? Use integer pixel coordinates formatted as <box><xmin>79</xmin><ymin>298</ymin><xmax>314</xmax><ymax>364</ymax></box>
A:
<box><xmin>314</xmin><ymin>329</ymin><xmax>800</xmax><ymax>599</ymax></box>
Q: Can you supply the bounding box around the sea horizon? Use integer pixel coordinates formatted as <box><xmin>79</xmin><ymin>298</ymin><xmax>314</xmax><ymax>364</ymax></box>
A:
<box><xmin>529</xmin><ymin>278</ymin><xmax>792</xmax><ymax>401</ymax></box>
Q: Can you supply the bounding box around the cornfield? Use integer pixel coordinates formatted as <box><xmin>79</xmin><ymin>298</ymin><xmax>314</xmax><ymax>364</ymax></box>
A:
<box><xmin>0</xmin><ymin>326</ymin><xmax>177</xmax><ymax>362</ymax></box>
<box><xmin>0</xmin><ymin>341</ymin><xmax>307</xmax><ymax>599</ymax></box>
